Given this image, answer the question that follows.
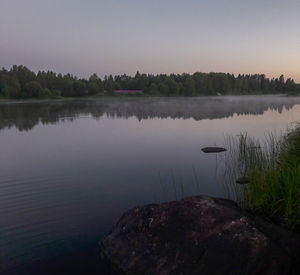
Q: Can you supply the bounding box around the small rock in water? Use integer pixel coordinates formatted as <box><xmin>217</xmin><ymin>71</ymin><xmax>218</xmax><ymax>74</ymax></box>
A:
<box><xmin>201</xmin><ymin>147</ymin><xmax>227</xmax><ymax>153</ymax></box>
<box><xmin>236</xmin><ymin>177</ymin><xmax>250</xmax><ymax>184</ymax></box>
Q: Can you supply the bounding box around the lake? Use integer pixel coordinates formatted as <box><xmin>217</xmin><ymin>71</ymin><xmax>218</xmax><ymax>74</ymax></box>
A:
<box><xmin>1</xmin><ymin>95</ymin><xmax>300</xmax><ymax>274</ymax></box>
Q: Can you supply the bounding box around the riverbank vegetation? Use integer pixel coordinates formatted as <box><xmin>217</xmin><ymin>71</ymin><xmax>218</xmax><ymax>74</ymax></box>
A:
<box><xmin>226</xmin><ymin>127</ymin><xmax>300</xmax><ymax>231</ymax></box>
<box><xmin>0</xmin><ymin>65</ymin><xmax>299</xmax><ymax>99</ymax></box>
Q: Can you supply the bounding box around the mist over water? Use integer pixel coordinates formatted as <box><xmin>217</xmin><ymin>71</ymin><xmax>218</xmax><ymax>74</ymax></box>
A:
<box><xmin>1</xmin><ymin>95</ymin><xmax>300</xmax><ymax>274</ymax></box>
<box><xmin>1</xmin><ymin>96</ymin><xmax>299</xmax><ymax>131</ymax></box>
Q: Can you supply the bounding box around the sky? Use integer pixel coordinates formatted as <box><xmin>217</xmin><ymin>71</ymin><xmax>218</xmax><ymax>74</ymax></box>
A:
<box><xmin>0</xmin><ymin>0</ymin><xmax>300</xmax><ymax>81</ymax></box>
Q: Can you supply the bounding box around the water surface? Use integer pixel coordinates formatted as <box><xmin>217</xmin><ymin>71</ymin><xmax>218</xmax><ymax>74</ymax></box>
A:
<box><xmin>1</xmin><ymin>96</ymin><xmax>300</xmax><ymax>274</ymax></box>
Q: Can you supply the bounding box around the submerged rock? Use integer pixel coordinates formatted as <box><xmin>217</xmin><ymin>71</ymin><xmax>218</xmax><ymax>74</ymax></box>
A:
<box><xmin>101</xmin><ymin>196</ymin><xmax>297</xmax><ymax>275</ymax></box>
<box><xmin>201</xmin><ymin>147</ymin><xmax>227</xmax><ymax>153</ymax></box>
<box><xmin>236</xmin><ymin>176</ymin><xmax>250</xmax><ymax>184</ymax></box>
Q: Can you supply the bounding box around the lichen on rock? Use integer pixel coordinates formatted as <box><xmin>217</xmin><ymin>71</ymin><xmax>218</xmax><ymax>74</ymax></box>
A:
<box><xmin>101</xmin><ymin>196</ymin><xmax>299</xmax><ymax>275</ymax></box>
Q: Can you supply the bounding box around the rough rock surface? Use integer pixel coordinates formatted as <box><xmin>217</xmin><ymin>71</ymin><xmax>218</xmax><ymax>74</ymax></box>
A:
<box><xmin>101</xmin><ymin>196</ymin><xmax>299</xmax><ymax>275</ymax></box>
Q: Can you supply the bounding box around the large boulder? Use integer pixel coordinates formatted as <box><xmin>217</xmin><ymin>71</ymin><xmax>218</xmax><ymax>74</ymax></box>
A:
<box><xmin>101</xmin><ymin>196</ymin><xmax>298</xmax><ymax>275</ymax></box>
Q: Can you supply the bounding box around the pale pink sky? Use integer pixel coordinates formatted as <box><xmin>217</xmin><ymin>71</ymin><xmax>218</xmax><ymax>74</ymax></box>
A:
<box><xmin>1</xmin><ymin>0</ymin><xmax>299</xmax><ymax>82</ymax></box>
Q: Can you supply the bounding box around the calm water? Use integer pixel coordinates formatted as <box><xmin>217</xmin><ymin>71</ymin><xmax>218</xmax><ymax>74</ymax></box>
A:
<box><xmin>1</xmin><ymin>95</ymin><xmax>300</xmax><ymax>274</ymax></box>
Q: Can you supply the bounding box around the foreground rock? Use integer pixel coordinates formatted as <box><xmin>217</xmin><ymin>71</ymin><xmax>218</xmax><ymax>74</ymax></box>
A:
<box><xmin>101</xmin><ymin>196</ymin><xmax>299</xmax><ymax>275</ymax></box>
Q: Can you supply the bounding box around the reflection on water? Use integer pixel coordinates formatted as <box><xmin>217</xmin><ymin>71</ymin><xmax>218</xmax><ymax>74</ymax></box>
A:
<box><xmin>1</xmin><ymin>95</ymin><xmax>300</xmax><ymax>131</ymax></box>
<box><xmin>0</xmin><ymin>95</ymin><xmax>300</xmax><ymax>274</ymax></box>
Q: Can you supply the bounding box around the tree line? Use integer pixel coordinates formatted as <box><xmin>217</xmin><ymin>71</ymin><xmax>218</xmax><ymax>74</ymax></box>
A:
<box><xmin>0</xmin><ymin>65</ymin><xmax>298</xmax><ymax>99</ymax></box>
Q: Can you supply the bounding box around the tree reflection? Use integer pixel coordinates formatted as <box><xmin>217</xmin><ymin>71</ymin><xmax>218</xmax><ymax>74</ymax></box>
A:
<box><xmin>0</xmin><ymin>96</ymin><xmax>299</xmax><ymax>132</ymax></box>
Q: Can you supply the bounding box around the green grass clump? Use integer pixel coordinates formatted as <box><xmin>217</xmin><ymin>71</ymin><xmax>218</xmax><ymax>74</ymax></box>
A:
<box><xmin>225</xmin><ymin>127</ymin><xmax>300</xmax><ymax>230</ymax></box>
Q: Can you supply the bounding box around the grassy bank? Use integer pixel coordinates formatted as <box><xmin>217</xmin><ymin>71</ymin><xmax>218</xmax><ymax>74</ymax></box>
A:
<box><xmin>226</xmin><ymin>127</ymin><xmax>300</xmax><ymax>231</ymax></box>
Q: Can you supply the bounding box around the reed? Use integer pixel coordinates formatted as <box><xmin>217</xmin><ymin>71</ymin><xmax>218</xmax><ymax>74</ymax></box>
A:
<box><xmin>225</xmin><ymin>126</ymin><xmax>300</xmax><ymax>230</ymax></box>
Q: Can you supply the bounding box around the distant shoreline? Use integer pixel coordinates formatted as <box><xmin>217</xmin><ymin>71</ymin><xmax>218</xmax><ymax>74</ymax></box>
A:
<box><xmin>1</xmin><ymin>65</ymin><xmax>299</xmax><ymax>100</ymax></box>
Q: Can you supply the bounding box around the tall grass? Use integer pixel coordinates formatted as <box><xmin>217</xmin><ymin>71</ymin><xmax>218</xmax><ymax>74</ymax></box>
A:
<box><xmin>225</xmin><ymin>127</ymin><xmax>300</xmax><ymax>230</ymax></box>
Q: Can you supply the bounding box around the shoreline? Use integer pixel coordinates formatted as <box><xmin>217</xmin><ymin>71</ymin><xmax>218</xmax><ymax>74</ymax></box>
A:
<box><xmin>0</xmin><ymin>93</ymin><xmax>299</xmax><ymax>104</ymax></box>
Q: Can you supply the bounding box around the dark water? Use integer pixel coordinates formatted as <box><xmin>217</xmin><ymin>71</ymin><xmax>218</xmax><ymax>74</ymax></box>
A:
<box><xmin>1</xmin><ymin>96</ymin><xmax>300</xmax><ymax>274</ymax></box>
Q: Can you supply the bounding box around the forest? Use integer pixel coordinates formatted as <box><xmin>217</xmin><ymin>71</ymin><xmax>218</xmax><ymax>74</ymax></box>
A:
<box><xmin>0</xmin><ymin>65</ymin><xmax>299</xmax><ymax>99</ymax></box>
